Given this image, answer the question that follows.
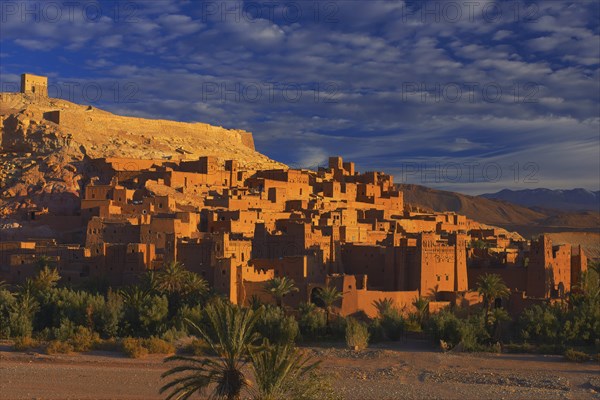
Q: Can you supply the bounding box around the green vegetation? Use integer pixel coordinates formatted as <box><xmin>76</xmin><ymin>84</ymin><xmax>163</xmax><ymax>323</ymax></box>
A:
<box><xmin>263</xmin><ymin>277</ymin><xmax>298</xmax><ymax>308</ymax></box>
<box><xmin>161</xmin><ymin>300</ymin><xmax>260</xmax><ymax>400</ymax></box>
<box><xmin>345</xmin><ymin>317</ymin><xmax>369</xmax><ymax>350</ymax></box>
<box><xmin>0</xmin><ymin>259</ymin><xmax>600</xmax><ymax>370</ymax></box>
<box><xmin>313</xmin><ymin>286</ymin><xmax>343</xmax><ymax>329</ymax></box>
<box><xmin>564</xmin><ymin>348</ymin><xmax>591</xmax><ymax>362</ymax></box>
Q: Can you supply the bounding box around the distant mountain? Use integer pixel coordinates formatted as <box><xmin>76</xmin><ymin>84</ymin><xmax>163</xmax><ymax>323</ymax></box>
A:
<box><xmin>480</xmin><ymin>188</ymin><xmax>600</xmax><ymax>212</ymax></box>
<box><xmin>399</xmin><ymin>184</ymin><xmax>599</xmax><ymax>233</ymax></box>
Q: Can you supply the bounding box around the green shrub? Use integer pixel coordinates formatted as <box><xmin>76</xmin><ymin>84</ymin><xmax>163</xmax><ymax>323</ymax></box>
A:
<box><xmin>69</xmin><ymin>326</ymin><xmax>100</xmax><ymax>352</ymax></box>
<box><xmin>120</xmin><ymin>288</ymin><xmax>169</xmax><ymax>338</ymax></box>
<box><xmin>329</xmin><ymin>316</ymin><xmax>347</xmax><ymax>340</ymax></box>
<box><xmin>93</xmin><ymin>338</ymin><xmax>121</xmax><ymax>352</ymax></box>
<box><xmin>95</xmin><ymin>289</ymin><xmax>123</xmax><ymax>338</ymax></box>
<box><xmin>426</xmin><ymin>311</ymin><xmax>463</xmax><ymax>348</ymax></box>
<box><xmin>380</xmin><ymin>309</ymin><xmax>405</xmax><ymax>341</ymax></box>
<box><xmin>255</xmin><ymin>305</ymin><xmax>299</xmax><ymax>345</ymax></box>
<box><xmin>345</xmin><ymin>318</ymin><xmax>369</xmax><ymax>350</ymax></box>
<box><xmin>285</xmin><ymin>370</ymin><xmax>342</xmax><ymax>400</ymax></box>
<box><xmin>161</xmin><ymin>327</ymin><xmax>186</xmax><ymax>343</ymax></box>
<box><xmin>13</xmin><ymin>336</ymin><xmax>38</xmax><ymax>351</ymax></box>
<box><xmin>183</xmin><ymin>338</ymin><xmax>213</xmax><ymax>356</ymax></box>
<box><xmin>120</xmin><ymin>337</ymin><xmax>174</xmax><ymax>358</ymax></box>
<box><xmin>175</xmin><ymin>305</ymin><xmax>204</xmax><ymax>334</ymax></box>
<box><xmin>46</xmin><ymin>340</ymin><xmax>74</xmax><ymax>354</ymax></box>
<box><xmin>298</xmin><ymin>302</ymin><xmax>326</xmax><ymax>341</ymax></box>
<box><xmin>143</xmin><ymin>337</ymin><xmax>175</xmax><ymax>354</ymax></box>
<box><xmin>368</xmin><ymin>318</ymin><xmax>386</xmax><ymax>343</ymax></box>
<box><xmin>564</xmin><ymin>348</ymin><xmax>590</xmax><ymax>362</ymax></box>
<box><xmin>503</xmin><ymin>342</ymin><xmax>536</xmax><ymax>353</ymax></box>
<box><xmin>0</xmin><ymin>289</ymin><xmax>17</xmax><ymax>339</ymax></box>
<box><xmin>121</xmin><ymin>338</ymin><xmax>148</xmax><ymax>358</ymax></box>
<box><xmin>404</xmin><ymin>318</ymin><xmax>423</xmax><ymax>333</ymax></box>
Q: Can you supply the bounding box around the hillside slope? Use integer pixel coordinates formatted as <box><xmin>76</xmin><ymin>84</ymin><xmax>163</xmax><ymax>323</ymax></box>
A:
<box><xmin>399</xmin><ymin>184</ymin><xmax>600</xmax><ymax>231</ymax></box>
<box><xmin>0</xmin><ymin>92</ymin><xmax>284</xmax><ymax>216</ymax></box>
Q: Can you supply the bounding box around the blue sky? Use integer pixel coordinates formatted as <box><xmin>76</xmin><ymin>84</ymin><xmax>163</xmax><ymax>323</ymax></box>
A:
<box><xmin>1</xmin><ymin>0</ymin><xmax>599</xmax><ymax>194</ymax></box>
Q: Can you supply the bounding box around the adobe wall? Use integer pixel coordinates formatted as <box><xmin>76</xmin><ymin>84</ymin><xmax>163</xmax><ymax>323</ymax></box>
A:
<box><xmin>238</xmin><ymin>131</ymin><xmax>255</xmax><ymax>150</ymax></box>
<box><xmin>354</xmin><ymin>290</ymin><xmax>418</xmax><ymax>318</ymax></box>
<box><xmin>21</xmin><ymin>73</ymin><xmax>48</xmax><ymax>97</ymax></box>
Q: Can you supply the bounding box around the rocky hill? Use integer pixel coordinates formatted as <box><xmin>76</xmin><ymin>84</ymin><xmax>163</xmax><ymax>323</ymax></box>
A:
<box><xmin>0</xmin><ymin>92</ymin><xmax>284</xmax><ymax>216</ymax></box>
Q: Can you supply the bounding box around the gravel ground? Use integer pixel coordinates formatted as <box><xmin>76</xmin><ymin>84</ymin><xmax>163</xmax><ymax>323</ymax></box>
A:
<box><xmin>1</xmin><ymin>341</ymin><xmax>599</xmax><ymax>400</ymax></box>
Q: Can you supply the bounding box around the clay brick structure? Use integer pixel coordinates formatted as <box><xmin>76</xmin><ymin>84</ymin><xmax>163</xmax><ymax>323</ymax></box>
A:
<box><xmin>20</xmin><ymin>73</ymin><xmax>48</xmax><ymax>97</ymax></box>
<box><xmin>0</xmin><ymin>151</ymin><xmax>588</xmax><ymax>318</ymax></box>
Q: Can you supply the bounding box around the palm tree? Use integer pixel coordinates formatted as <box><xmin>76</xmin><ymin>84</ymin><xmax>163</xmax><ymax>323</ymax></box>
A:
<box><xmin>161</xmin><ymin>300</ymin><xmax>261</xmax><ymax>400</ymax></box>
<box><xmin>250</xmin><ymin>342</ymin><xmax>319</xmax><ymax>400</ymax></box>
<box><xmin>477</xmin><ymin>273</ymin><xmax>510</xmax><ymax>325</ymax></box>
<box><xmin>426</xmin><ymin>284</ymin><xmax>440</xmax><ymax>301</ymax></box>
<box><xmin>140</xmin><ymin>270</ymin><xmax>159</xmax><ymax>294</ymax></box>
<box><xmin>263</xmin><ymin>277</ymin><xmax>298</xmax><ymax>308</ymax></box>
<box><xmin>156</xmin><ymin>261</ymin><xmax>207</xmax><ymax>317</ymax></box>
<box><xmin>156</xmin><ymin>261</ymin><xmax>189</xmax><ymax>295</ymax></box>
<box><xmin>412</xmin><ymin>297</ymin><xmax>430</xmax><ymax>327</ymax></box>
<box><xmin>372</xmin><ymin>298</ymin><xmax>395</xmax><ymax>318</ymax></box>
<box><xmin>184</xmin><ymin>272</ymin><xmax>210</xmax><ymax>304</ymax></box>
<box><xmin>29</xmin><ymin>265</ymin><xmax>60</xmax><ymax>293</ymax></box>
<box><xmin>35</xmin><ymin>255</ymin><xmax>54</xmax><ymax>271</ymax></box>
<box><xmin>120</xmin><ymin>285</ymin><xmax>151</xmax><ymax>309</ymax></box>
<box><xmin>315</xmin><ymin>286</ymin><xmax>343</xmax><ymax>328</ymax></box>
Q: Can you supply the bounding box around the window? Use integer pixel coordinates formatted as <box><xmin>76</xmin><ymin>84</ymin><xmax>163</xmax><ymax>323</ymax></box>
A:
<box><xmin>437</xmin><ymin>276</ymin><xmax>440</xmax><ymax>282</ymax></box>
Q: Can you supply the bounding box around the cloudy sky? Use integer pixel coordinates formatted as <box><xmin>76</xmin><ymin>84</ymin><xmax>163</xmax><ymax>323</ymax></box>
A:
<box><xmin>1</xmin><ymin>0</ymin><xmax>598</xmax><ymax>194</ymax></box>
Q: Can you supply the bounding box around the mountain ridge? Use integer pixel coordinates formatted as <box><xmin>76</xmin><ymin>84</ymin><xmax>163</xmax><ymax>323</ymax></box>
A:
<box><xmin>480</xmin><ymin>188</ymin><xmax>600</xmax><ymax>212</ymax></box>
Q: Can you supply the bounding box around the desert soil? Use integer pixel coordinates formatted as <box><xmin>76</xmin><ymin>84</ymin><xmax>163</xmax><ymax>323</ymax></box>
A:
<box><xmin>1</xmin><ymin>340</ymin><xmax>599</xmax><ymax>400</ymax></box>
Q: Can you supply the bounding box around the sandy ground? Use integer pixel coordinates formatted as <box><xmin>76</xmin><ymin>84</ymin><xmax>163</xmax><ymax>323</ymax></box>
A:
<box><xmin>1</xmin><ymin>340</ymin><xmax>599</xmax><ymax>400</ymax></box>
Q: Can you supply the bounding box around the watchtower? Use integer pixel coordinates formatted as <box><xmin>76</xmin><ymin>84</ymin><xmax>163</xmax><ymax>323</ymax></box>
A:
<box><xmin>20</xmin><ymin>73</ymin><xmax>48</xmax><ymax>97</ymax></box>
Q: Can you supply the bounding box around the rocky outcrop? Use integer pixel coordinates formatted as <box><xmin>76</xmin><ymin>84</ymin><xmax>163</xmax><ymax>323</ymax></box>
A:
<box><xmin>0</xmin><ymin>92</ymin><xmax>285</xmax><ymax>218</ymax></box>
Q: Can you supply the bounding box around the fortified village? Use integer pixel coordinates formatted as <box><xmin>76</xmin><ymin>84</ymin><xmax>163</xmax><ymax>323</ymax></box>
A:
<box><xmin>0</xmin><ymin>75</ymin><xmax>588</xmax><ymax>317</ymax></box>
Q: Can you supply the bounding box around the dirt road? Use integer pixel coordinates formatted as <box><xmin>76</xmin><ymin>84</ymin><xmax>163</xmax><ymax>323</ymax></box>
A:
<box><xmin>1</xmin><ymin>341</ymin><xmax>599</xmax><ymax>400</ymax></box>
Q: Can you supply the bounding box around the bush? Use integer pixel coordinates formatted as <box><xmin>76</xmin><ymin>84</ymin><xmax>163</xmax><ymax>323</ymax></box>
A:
<box><xmin>368</xmin><ymin>318</ymin><xmax>386</xmax><ymax>343</ymax></box>
<box><xmin>69</xmin><ymin>326</ymin><xmax>101</xmax><ymax>352</ymax></box>
<box><xmin>564</xmin><ymin>348</ymin><xmax>590</xmax><ymax>362</ymax></box>
<box><xmin>345</xmin><ymin>318</ymin><xmax>369</xmax><ymax>351</ymax></box>
<box><xmin>46</xmin><ymin>340</ymin><xmax>74</xmax><ymax>354</ymax></box>
<box><xmin>329</xmin><ymin>316</ymin><xmax>347</xmax><ymax>340</ymax></box>
<box><xmin>161</xmin><ymin>327</ymin><xmax>186</xmax><ymax>343</ymax></box>
<box><xmin>183</xmin><ymin>338</ymin><xmax>213</xmax><ymax>356</ymax></box>
<box><xmin>121</xmin><ymin>337</ymin><xmax>174</xmax><ymax>358</ymax></box>
<box><xmin>298</xmin><ymin>302</ymin><xmax>326</xmax><ymax>341</ymax></box>
<box><xmin>255</xmin><ymin>305</ymin><xmax>299</xmax><ymax>345</ymax></box>
<box><xmin>121</xmin><ymin>338</ymin><xmax>148</xmax><ymax>358</ymax></box>
<box><xmin>404</xmin><ymin>318</ymin><xmax>423</xmax><ymax>333</ymax></box>
<box><xmin>121</xmin><ymin>291</ymin><xmax>169</xmax><ymax>338</ymax></box>
<box><xmin>13</xmin><ymin>336</ymin><xmax>38</xmax><ymax>351</ymax></box>
<box><xmin>426</xmin><ymin>311</ymin><xmax>464</xmax><ymax>348</ymax></box>
<box><xmin>143</xmin><ymin>337</ymin><xmax>175</xmax><ymax>354</ymax></box>
<box><xmin>503</xmin><ymin>342</ymin><xmax>536</xmax><ymax>354</ymax></box>
<box><xmin>93</xmin><ymin>338</ymin><xmax>121</xmax><ymax>352</ymax></box>
<box><xmin>285</xmin><ymin>370</ymin><xmax>342</xmax><ymax>400</ymax></box>
<box><xmin>380</xmin><ymin>309</ymin><xmax>405</xmax><ymax>341</ymax></box>
<box><xmin>175</xmin><ymin>305</ymin><xmax>204</xmax><ymax>334</ymax></box>
<box><xmin>95</xmin><ymin>289</ymin><xmax>123</xmax><ymax>338</ymax></box>
<box><xmin>0</xmin><ymin>290</ymin><xmax>17</xmax><ymax>339</ymax></box>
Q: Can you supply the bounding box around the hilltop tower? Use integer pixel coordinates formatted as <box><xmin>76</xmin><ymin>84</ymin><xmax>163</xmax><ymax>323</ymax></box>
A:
<box><xmin>20</xmin><ymin>73</ymin><xmax>48</xmax><ymax>97</ymax></box>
